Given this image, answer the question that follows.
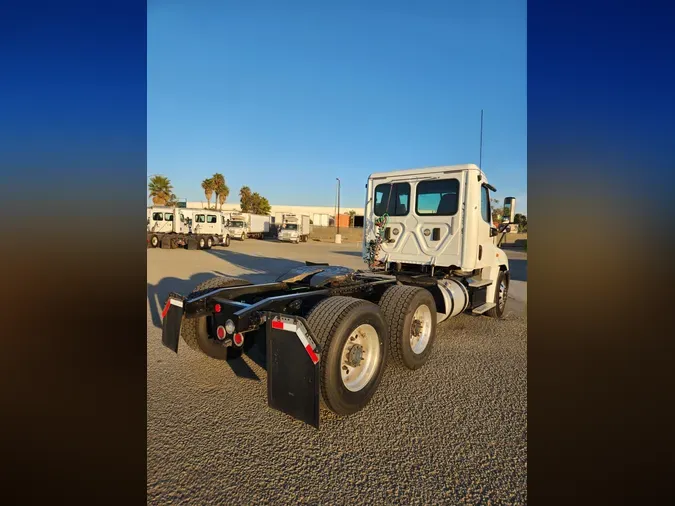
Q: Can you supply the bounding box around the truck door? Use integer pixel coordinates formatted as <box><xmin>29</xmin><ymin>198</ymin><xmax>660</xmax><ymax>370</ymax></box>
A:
<box><xmin>475</xmin><ymin>184</ymin><xmax>495</xmax><ymax>269</ymax></box>
<box><xmin>164</xmin><ymin>211</ymin><xmax>175</xmax><ymax>233</ymax></box>
<box><xmin>206</xmin><ymin>213</ymin><xmax>218</xmax><ymax>235</ymax></box>
<box><xmin>193</xmin><ymin>213</ymin><xmax>205</xmax><ymax>234</ymax></box>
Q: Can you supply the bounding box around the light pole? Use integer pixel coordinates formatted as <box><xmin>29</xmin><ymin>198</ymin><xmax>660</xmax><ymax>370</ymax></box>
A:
<box><xmin>336</xmin><ymin>178</ymin><xmax>341</xmax><ymax>235</ymax></box>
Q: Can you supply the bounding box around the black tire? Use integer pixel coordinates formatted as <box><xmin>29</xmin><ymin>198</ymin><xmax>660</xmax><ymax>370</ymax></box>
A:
<box><xmin>198</xmin><ymin>237</ymin><xmax>206</xmax><ymax>249</ymax></box>
<box><xmin>378</xmin><ymin>285</ymin><xmax>437</xmax><ymax>370</ymax></box>
<box><xmin>206</xmin><ymin>236</ymin><xmax>214</xmax><ymax>249</ymax></box>
<box><xmin>150</xmin><ymin>235</ymin><xmax>160</xmax><ymax>248</ymax></box>
<box><xmin>224</xmin><ymin>235</ymin><xmax>231</xmax><ymax>247</ymax></box>
<box><xmin>487</xmin><ymin>271</ymin><xmax>510</xmax><ymax>318</ymax></box>
<box><xmin>181</xmin><ymin>276</ymin><xmax>253</xmax><ymax>359</ymax></box>
<box><xmin>306</xmin><ymin>296</ymin><xmax>388</xmax><ymax>416</ymax></box>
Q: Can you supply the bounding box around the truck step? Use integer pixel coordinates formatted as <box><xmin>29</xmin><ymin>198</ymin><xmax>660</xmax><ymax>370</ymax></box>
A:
<box><xmin>466</xmin><ymin>277</ymin><xmax>492</xmax><ymax>288</ymax></box>
<box><xmin>472</xmin><ymin>302</ymin><xmax>496</xmax><ymax>315</ymax></box>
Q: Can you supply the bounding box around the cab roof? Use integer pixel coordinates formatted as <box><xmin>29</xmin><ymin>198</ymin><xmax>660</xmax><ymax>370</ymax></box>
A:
<box><xmin>368</xmin><ymin>164</ymin><xmax>484</xmax><ymax>181</ymax></box>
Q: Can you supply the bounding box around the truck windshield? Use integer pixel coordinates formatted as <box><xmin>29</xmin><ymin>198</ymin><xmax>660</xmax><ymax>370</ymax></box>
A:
<box><xmin>283</xmin><ymin>224</ymin><xmax>298</xmax><ymax>230</ymax></box>
<box><xmin>229</xmin><ymin>221</ymin><xmax>245</xmax><ymax>227</ymax></box>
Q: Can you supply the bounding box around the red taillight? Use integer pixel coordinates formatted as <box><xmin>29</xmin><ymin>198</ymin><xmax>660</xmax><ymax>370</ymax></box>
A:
<box><xmin>214</xmin><ymin>303</ymin><xmax>222</xmax><ymax>313</ymax></box>
<box><xmin>216</xmin><ymin>326</ymin><xmax>226</xmax><ymax>340</ymax></box>
<box><xmin>233</xmin><ymin>333</ymin><xmax>244</xmax><ymax>347</ymax></box>
<box><xmin>271</xmin><ymin>320</ymin><xmax>284</xmax><ymax>330</ymax></box>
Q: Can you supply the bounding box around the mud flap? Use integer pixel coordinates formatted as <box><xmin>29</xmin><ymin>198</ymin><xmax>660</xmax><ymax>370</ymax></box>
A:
<box><xmin>161</xmin><ymin>297</ymin><xmax>184</xmax><ymax>353</ymax></box>
<box><xmin>266</xmin><ymin>315</ymin><xmax>321</xmax><ymax>428</ymax></box>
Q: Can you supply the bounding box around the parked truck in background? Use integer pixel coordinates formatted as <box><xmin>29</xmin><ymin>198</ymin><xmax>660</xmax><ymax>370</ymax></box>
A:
<box><xmin>227</xmin><ymin>213</ymin><xmax>250</xmax><ymax>241</ymax></box>
<box><xmin>159</xmin><ymin>164</ymin><xmax>515</xmax><ymax>428</ymax></box>
<box><xmin>147</xmin><ymin>207</ymin><xmax>232</xmax><ymax>249</ymax></box>
<box><xmin>277</xmin><ymin>214</ymin><xmax>311</xmax><ymax>243</ymax></box>
<box><xmin>247</xmin><ymin>213</ymin><xmax>271</xmax><ymax>240</ymax></box>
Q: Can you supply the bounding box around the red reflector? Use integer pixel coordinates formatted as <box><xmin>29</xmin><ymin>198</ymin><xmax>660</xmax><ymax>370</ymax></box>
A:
<box><xmin>233</xmin><ymin>333</ymin><xmax>244</xmax><ymax>346</ymax></box>
<box><xmin>161</xmin><ymin>300</ymin><xmax>171</xmax><ymax>319</ymax></box>
<box><xmin>305</xmin><ymin>344</ymin><xmax>319</xmax><ymax>365</ymax></box>
<box><xmin>216</xmin><ymin>326</ymin><xmax>226</xmax><ymax>340</ymax></box>
<box><xmin>271</xmin><ymin>320</ymin><xmax>284</xmax><ymax>330</ymax></box>
<box><xmin>214</xmin><ymin>303</ymin><xmax>221</xmax><ymax>313</ymax></box>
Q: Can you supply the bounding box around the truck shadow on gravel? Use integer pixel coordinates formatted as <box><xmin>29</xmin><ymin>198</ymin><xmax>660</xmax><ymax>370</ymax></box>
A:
<box><xmin>148</xmin><ymin>269</ymin><xmax>288</xmax><ymax>382</ymax></box>
<box><xmin>331</xmin><ymin>250</ymin><xmax>363</xmax><ymax>257</ymax></box>
<box><xmin>204</xmin><ymin>248</ymin><xmax>307</xmax><ymax>282</ymax></box>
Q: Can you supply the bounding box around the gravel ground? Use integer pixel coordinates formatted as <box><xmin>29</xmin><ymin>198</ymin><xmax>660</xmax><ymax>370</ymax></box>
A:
<box><xmin>147</xmin><ymin>239</ymin><xmax>527</xmax><ymax>505</ymax></box>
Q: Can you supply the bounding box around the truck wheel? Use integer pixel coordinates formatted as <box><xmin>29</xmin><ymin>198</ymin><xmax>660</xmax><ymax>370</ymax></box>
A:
<box><xmin>486</xmin><ymin>271</ymin><xmax>509</xmax><ymax>318</ymax></box>
<box><xmin>150</xmin><ymin>235</ymin><xmax>159</xmax><ymax>248</ymax></box>
<box><xmin>307</xmin><ymin>297</ymin><xmax>388</xmax><ymax>416</ymax></box>
<box><xmin>206</xmin><ymin>237</ymin><xmax>213</xmax><ymax>249</ymax></box>
<box><xmin>181</xmin><ymin>276</ymin><xmax>253</xmax><ymax>360</ymax></box>
<box><xmin>241</xmin><ymin>232</ymin><xmax>246</xmax><ymax>241</ymax></box>
<box><xmin>198</xmin><ymin>237</ymin><xmax>206</xmax><ymax>249</ymax></box>
<box><xmin>224</xmin><ymin>235</ymin><xmax>231</xmax><ymax>247</ymax></box>
<box><xmin>378</xmin><ymin>285</ymin><xmax>437</xmax><ymax>370</ymax></box>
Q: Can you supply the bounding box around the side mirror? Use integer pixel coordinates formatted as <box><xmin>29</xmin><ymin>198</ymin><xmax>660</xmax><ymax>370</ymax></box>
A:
<box><xmin>490</xmin><ymin>227</ymin><xmax>499</xmax><ymax>237</ymax></box>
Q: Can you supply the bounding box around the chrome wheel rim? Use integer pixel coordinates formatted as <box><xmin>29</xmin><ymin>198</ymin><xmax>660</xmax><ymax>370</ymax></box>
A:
<box><xmin>340</xmin><ymin>324</ymin><xmax>381</xmax><ymax>392</ymax></box>
<box><xmin>498</xmin><ymin>280</ymin><xmax>508</xmax><ymax>310</ymax></box>
<box><xmin>410</xmin><ymin>304</ymin><xmax>432</xmax><ymax>354</ymax></box>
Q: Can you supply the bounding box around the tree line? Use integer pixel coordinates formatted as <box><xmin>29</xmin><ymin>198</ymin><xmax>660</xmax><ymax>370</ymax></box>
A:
<box><xmin>148</xmin><ymin>174</ymin><xmax>270</xmax><ymax>215</ymax></box>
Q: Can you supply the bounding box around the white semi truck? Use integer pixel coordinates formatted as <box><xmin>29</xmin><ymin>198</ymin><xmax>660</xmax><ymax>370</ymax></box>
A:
<box><xmin>277</xmin><ymin>214</ymin><xmax>311</xmax><ymax>243</ymax></box>
<box><xmin>147</xmin><ymin>207</ymin><xmax>232</xmax><ymax>249</ymax></box>
<box><xmin>160</xmin><ymin>164</ymin><xmax>514</xmax><ymax>428</ymax></box>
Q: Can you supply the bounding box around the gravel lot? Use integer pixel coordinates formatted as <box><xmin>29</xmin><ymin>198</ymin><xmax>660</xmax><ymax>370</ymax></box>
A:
<box><xmin>147</xmin><ymin>239</ymin><xmax>527</xmax><ymax>505</ymax></box>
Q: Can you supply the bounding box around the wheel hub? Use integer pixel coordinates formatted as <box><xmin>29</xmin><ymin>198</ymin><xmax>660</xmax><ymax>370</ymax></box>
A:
<box><xmin>411</xmin><ymin>319</ymin><xmax>423</xmax><ymax>337</ymax></box>
<box><xmin>346</xmin><ymin>344</ymin><xmax>364</xmax><ymax>367</ymax></box>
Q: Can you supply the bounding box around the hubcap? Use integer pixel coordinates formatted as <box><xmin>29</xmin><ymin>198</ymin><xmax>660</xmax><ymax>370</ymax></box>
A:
<box><xmin>340</xmin><ymin>324</ymin><xmax>381</xmax><ymax>392</ymax></box>
<box><xmin>410</xmin><ymin>304</ymin><xmax>432</xmax><ymax>354</ymax></box>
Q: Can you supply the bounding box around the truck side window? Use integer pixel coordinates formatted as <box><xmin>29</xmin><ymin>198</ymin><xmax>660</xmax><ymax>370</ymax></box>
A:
<box><xmin>152</xmin><ymin>212</ymin><xmax>163</xmax><ymax>221</ymax></box>
<box><xmin>195</xmin><ymin>214</ymin><xmax>205</xmax><ymax>223</ymax></box>
<box><xmin>481</xmin><ymin>185</ymin><xmax>491</xmax><ymax>223</ymax></box>
<box><xmin>206</xmin><ymin>215</ymin><xmax>217</xmax><ymax>223</ymax></box>
<box><xmin>165</xmin><ymin>213</ymin><xmax>174</xmax><ymax>221</ymax></box>
<box><xmin>416</xmin><ymin>179</ymin><xmax>460</xmax><ymax>216</ymax></box>
<box><xmin>374</xmin><ymin>182</ymin><xmax>410</xmax><ymax>216</ymax></box>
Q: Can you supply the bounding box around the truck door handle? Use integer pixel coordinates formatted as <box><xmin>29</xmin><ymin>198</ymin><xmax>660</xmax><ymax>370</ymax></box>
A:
<box><xmin>384</xmin><ymin>227</ymin><xmax>391</xmax><ymax>240</ymax></box>
<box><xmin>432</xmin><ymin>228</ymin><xmax>440</xmax><ymax>241</ymax></box>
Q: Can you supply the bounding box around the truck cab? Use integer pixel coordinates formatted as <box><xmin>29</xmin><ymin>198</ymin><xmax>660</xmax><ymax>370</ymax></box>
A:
<box><xmin>148</xmin><ymin>206</ymin><xmax>176</xmax><ymax>234</ymax></box>
<box><xmin>227</xmin><ymin>214</ymin><xmax>249</xmax><ymax>240</ymax></box>
<box><xmin>363</xmin><ymin>164</ymin><xmax>512</xmax><ymax>308</ymax></box>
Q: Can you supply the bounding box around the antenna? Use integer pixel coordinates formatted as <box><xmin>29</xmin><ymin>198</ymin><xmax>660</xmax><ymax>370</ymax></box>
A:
<box><xmin>479</xmin><ymin>109</ymin><xmax>484</xmax><ymax>170</ymax></box>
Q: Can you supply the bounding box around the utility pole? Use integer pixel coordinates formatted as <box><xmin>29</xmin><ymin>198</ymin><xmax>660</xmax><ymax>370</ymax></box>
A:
<box><xmin>336</xmin><ymin>178</ymin><xmax>341</xmax><ymax>235</ymax></box>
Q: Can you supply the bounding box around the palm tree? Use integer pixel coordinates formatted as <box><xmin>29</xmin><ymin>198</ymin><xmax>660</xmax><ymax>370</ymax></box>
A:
<box><xmin>148</xmin><ymin>175</ymin><xmax>173</xmax><ymax>206</ymax></box>
<box><xmin>347</xmin><ymin>210</ymin><xmax>357</xmax><ymax>227</ymax></box>
<box><xmin>212</xmin><ymin>173</ymin><xmax>230</xmax><ymax>210</ymax></box>
<box><xmin>201</xmin><ymin>178</ymin><xmax>216</xmax><ymax>209</ymax></box>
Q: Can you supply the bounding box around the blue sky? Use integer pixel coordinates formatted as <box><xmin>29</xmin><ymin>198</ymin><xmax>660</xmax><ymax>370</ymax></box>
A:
<box><xmin>148</xmin><ymin>0</ymin><xmax>526</xmax><ymax>213</ymax></box>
